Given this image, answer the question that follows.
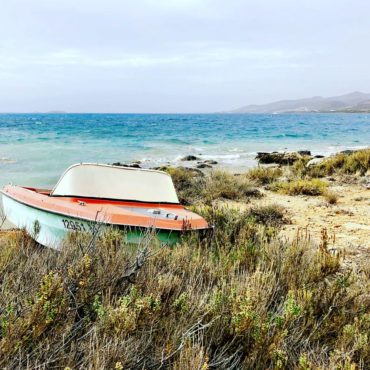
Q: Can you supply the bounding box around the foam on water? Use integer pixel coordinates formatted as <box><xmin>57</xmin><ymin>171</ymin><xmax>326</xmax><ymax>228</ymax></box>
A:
<box><xmin>0</xmin><ymin>113</ymin><xmax>369</xmax><ymax>187</ymax></box>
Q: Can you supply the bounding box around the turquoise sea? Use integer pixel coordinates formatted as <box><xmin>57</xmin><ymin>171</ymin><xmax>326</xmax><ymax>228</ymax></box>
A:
<box><xmin>0</xmin><ymin>113</ymin><xmax>369</xmax><ymax>188</ymax></box>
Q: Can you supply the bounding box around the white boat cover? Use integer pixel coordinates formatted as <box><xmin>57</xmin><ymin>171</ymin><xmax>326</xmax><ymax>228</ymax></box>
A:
<box><xmin>51</xmin><ymin>163</ymin><xmax>179</xmax><ymax>203</ymax></box>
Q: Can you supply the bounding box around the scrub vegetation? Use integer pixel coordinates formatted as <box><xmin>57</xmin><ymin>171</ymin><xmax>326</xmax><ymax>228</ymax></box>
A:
<box><xmin>270</xmin><ymin>178</ymin><xmax>328</xmax><ymax>196</ymax></box>
<box><xmin>163</xmin><ymin>167</ymin><xmax>261</xmax><ymax>205</ymax></box>
<box><xmin>246</xmin><ymin>166</ymin><xmax>283</xmax><ymax>185</ymax></box>
<box><xmin>0</xmin><ymin>210</ymin><xmax>369</xmax><ymax>369</ymax></box>
<box><xmin>0</xmin><ymin>149</ymin><xmax>369</xmax><ymax>369</ymax></box>
<box><xmin>293</xmin><ymin>149</ymin><xmax>370</xmax><ymax>179</ymax></box>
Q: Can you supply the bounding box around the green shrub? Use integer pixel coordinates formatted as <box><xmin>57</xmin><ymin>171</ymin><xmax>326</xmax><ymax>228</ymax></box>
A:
<box><xmin>307</xmin><ymin>149</ymin><xmax>370</xmax><ymax>177</ymax></box>
<box><xmin>0</xmin><ymin>181</ymin><xmax>368</xmax><ymax>369</ymax></box>
<box><xmin>271</xmin><ymin>179</ymin><xmax>328</xmax><ymax>196</ymax></box>
<box><xmin>343</xmin><ymin>149</ymin><xmax>370</xmax><ymax>175</ymax></box>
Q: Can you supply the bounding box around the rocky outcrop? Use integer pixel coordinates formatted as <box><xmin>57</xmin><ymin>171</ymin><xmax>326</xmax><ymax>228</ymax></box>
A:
<box><xmin>256</xmin><ymin>151</ymin><xmax>310</xmax><ymax>165</ymax></box>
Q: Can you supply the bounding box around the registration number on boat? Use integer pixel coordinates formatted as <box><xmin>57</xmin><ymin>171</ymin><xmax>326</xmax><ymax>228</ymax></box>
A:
<box><xmin>62</xmin><ymin>219</ymin><xmax>95</xmax><ymax>232</ymax></box>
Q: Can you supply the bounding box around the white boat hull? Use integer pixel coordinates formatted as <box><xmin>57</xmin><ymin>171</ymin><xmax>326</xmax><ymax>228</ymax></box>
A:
<box><xmin>2</xmin><ymin>195</ymin><xmax>94</xmax><ymax>249</ymax></box>
<box><xmin>2</xmin><ymin>194</ymin><xmax>181</xmax><ymax>249</ymax></box>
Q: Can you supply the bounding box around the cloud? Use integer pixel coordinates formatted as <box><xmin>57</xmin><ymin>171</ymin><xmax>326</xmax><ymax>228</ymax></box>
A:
<box><xmin>0</xmin><ymin>45</ymin><xmax>306</xmax><ymax>71</ymax></box>
<box><xmin>0</xmin><ymin>0</ymin><xmax>369</xmax><ymax>112</ymax></box>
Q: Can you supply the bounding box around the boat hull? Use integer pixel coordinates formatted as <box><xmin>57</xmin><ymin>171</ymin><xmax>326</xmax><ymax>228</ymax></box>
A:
<box><xmin>2</xmin><ymin>194</ymin><xmax>181</xmax><ymax>249</ymax></box>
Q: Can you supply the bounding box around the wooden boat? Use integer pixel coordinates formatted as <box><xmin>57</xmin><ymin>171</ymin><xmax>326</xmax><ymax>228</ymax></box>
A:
<box><xmin>1</xmin><ymin>163</ymin><xmax>210</xmax><ymax>248</ymax></box>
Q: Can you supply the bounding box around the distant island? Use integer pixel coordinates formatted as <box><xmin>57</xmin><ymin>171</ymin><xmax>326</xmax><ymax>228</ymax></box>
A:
<box><xmin>228</xmin><ymin>91</ymin><xmax>370</xmax><ymax>113</ymax></box>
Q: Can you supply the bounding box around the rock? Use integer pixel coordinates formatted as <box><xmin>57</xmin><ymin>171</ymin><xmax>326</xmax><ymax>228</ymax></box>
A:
<box><xmin>256</xmin><ymin>151</ymin><xmax>302</xmax><ymax>165</ymax></box>
<box><xmin>181</xmin><ymin>155</ymin><xmax>199</xmax><ymax>161</ymax></box>
<box><xmin>112</xmin><ymin>162</ymin><xmax>141</xmax><ymax>168</ymax></box>
<box><xmin>314</xmin><ymin>155</ymin><xmax>325</xmax><ymax>158</ymax></box>
<box><xmin>306</xmin><ymin>157</ymin><xmax>325</xmax><ymax>167</ymax></box>
<box><xmin>130</xmin><ymin>163</ymin><xmax>141</xmax><ymax>168</ymax></box>
<box><xmin>297</xmin><ymin>150</ymin><xmax>311</xmax><ymax>156</ymax></box>
<box><xmin>203</xmin><ymin>160</ymin><xmax>218</xmax><ymax>165</ymax></box>
<box><xmin>196</xmin><ymin>163</ymin><xmax>212</xmax><ymax>169</ymax></box>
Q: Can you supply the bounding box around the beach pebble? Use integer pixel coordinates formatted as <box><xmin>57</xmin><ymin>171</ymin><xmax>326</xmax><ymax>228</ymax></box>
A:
<box><xmin>256</xmin><ymin>151</ymin><xmax>303</xmax><ymax>165</ymax></box>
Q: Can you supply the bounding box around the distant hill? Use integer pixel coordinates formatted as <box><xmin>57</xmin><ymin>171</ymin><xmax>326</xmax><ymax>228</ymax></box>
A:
<box><xmin>229</xmin><ymin>92</ymin><xmax>370</xmax><ymax>113</ymax></box>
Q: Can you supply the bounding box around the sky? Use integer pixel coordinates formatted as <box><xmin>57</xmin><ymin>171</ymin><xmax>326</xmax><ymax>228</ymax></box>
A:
<box><xmin>0</xmin><ymin>0</ymin><xmax>369</xmax><ymax>113</ymax></box>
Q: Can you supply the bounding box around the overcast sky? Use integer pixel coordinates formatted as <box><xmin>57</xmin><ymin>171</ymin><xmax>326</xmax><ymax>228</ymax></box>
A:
<box><xmin>0</xmin><ymin>0</ymin><xmax>369</xmax><ymax>113</ymax></box>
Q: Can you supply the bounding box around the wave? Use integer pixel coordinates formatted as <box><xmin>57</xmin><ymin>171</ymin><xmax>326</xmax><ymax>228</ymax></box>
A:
<box><xmin>0</xmin><ymin>157</ymin><xmax>16</xmax><ymax>164</ymax></box>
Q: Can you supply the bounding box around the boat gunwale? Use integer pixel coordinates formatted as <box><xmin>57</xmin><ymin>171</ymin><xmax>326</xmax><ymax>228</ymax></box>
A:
<box><xmin>1</xmin><ymin>188</ymin><xmax>209</xmax><ymax>231</ymax></box>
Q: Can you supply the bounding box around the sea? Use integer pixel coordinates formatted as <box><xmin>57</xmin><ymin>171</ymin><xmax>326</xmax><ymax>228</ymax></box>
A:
<box><xmin>0</xmin><ymin>113</ymin><xmax>369</xmax><ymax>188</ymax></box>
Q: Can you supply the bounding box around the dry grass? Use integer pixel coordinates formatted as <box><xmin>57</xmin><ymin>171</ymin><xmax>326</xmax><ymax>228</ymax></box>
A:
<box><xmin>0</xmin><ymin>205</ymin><xmax>368</xmax><ymax>369</ymax></box>
<box><xmin>164</xmin><ymin>167</ymin><xmax>261</xmax><ymax>205</ymax></box>
<box><xmin>202</xmin><ymin>171</ymin><xmax>261</xmax><ymax>203</ymax></box>
<box><xmin>271</xmin><ymin>179</ymin><xmax>328</xmax><ymax>196</ymax></box>
<box><xmin>247</xmin><ymin>166</ymin><xmax>283</xmax><ymax>185</ymax></box>
<box><xmin>308</xmin><ymin>149</ymin><xmax>370</xmax><ymax>177</ymax></box>
<box><xmin>247</xmin><ymin>204</ymin><xmax>288</xmax><ymax>227</ymax></box>
<box><xmin>321</xmin><ymin>149</ymin><xmax>370</xmax><ymax>176</ymax></box>
<box><xmin>324</xmin><ymin>190</ymin><xmax>339</xmax><ymax>205</ymax></box>
<box><xmin>290</xmin><ymin>149</ymin><xmax>370</xmax><ymax>179</ymax></box>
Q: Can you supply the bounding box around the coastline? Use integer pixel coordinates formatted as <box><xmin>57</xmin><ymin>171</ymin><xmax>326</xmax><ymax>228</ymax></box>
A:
<box><xmin>1</xmin><ymin>148</ymin><xmax>369</xmax><ymax>258</ymax></box>
<box><xmin>1</xmin><ymin>112</ymin><xmax>370</xmax><ymax>188</ymax></box>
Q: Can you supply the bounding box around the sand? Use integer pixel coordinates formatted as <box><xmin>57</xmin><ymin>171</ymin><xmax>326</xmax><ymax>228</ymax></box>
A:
<box><xmin>241</xmin><ymin>180</ymin><xmax>370</xmax><ymax>268</ymax></box>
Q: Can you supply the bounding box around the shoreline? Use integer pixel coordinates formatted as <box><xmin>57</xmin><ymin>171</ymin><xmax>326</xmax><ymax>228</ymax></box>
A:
<box><xmin>1</xmin><ymin>149</ymin><xmax>369</xmax><ymax>256</ymax></box>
